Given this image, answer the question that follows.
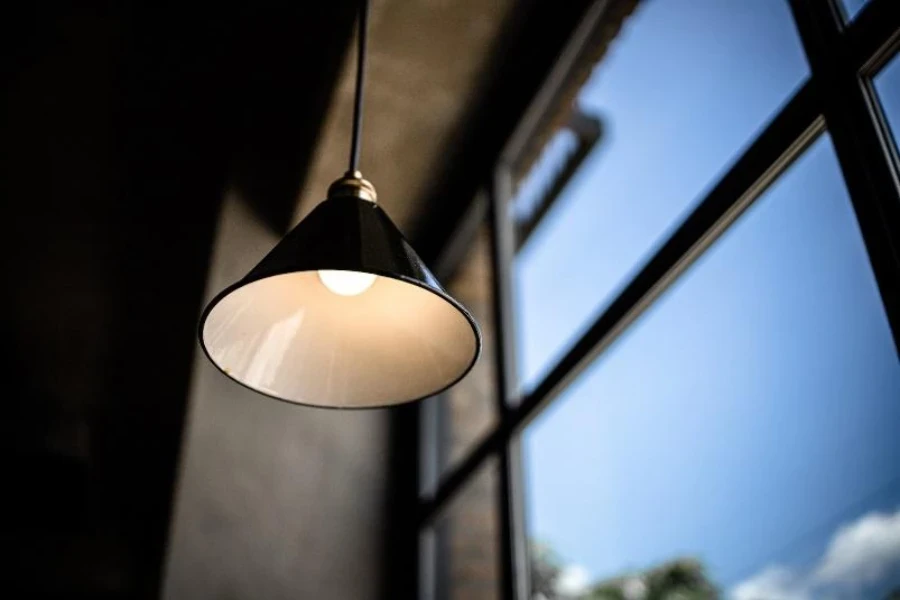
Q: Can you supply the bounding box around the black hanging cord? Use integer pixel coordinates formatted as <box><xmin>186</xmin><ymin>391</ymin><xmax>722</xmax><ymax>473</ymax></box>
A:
<box><xmin>349</xmin><ymin>0</ymin><xmax>369</xmax><ymax>174</ymax></box>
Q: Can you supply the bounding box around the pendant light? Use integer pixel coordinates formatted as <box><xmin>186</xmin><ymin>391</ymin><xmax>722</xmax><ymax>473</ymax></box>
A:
<box><xmin>198</xmin><ymin>0</ymin><xmax>481</xmax><ymax>408</ymax></box>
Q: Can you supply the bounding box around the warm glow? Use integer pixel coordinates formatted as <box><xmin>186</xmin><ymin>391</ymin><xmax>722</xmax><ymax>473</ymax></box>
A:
<box><xmin>318</xmin><ymin>270</ymin><xmax>376</xmax><ymax>296</ymax></box>
<box><xmin>201</xmin><ymin>271</ymin><xmax>479</xmax><ymax>407</ymax></box>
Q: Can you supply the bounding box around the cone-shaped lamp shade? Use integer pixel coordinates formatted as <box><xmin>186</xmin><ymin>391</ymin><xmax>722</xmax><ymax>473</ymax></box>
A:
<box><xmin>199</xmin><ymin>195</ymin><xmax>481</xmax><ymax>408</ymax></box>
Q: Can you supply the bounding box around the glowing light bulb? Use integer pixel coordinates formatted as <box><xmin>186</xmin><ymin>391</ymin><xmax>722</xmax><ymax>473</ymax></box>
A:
<box><xmin>318</xmin><ymin>270</ymin><xmax>376</xmax><ymax>296</ymax></box>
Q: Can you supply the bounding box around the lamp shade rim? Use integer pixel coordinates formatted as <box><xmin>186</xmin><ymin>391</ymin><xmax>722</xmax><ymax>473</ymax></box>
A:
<box><xmin>198</xmin><ymin>268</ymin><xmax>482</xmax><ymax>410</ymax></box>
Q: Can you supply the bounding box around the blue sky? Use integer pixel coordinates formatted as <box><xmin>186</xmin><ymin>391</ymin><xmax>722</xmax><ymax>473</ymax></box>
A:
<box><xmin>516</xmin><ymin>0</ymin><xmax>900</xmax><ymax>597</ymax></box>
<box><xmin>841</xmin><ymin>0</ymin><xmax>870</xmax><ymax>20</ymax></box>
<box><xmin>877</xmin><ymin>53</ymin><xmax>900</xmax><ymax>143</ymax></box>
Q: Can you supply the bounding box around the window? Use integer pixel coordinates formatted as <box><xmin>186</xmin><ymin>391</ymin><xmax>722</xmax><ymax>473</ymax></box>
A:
<box><xmin>514</xmin><ymin>0</ymin><xmax>809</xmax><ymax>390</ymax></box>
<box><xmin>523</xmin><ymin>135</ymin><xmax>900</xmax><ymax>598</ymax></box>
<box><xmin>417</xmin><ymin>2</ymin><xmax>900</xmax><ymax>600</ymax></box>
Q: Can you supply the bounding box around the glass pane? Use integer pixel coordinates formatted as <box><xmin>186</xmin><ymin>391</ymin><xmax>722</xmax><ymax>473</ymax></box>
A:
<box><xmin>514</xmin><ymin>0</ymin><xmax>809</xmax><ymax>390</ymax></box>
<box><xmin>442</xmin><ymin>226</ymin><xmax>498</xmax><ymax>474</ymax></box>
<box><xmin>523</xmin><ymin>136</ymin><xmax>900</xmax><ymax>599</ymax></box>
<box><xmin>840</xmin><ymin>0</ymin><xmax>869</xmax><ymax>22</ymax></box>
<box><xmin>424</xmin><ymin>457</ymin><xmax>500</xmax><ymax>600</ymax></box>
<box><xmin>875</xmin><ymin>53</ymin><xmax>900</xmax><ymax>152</ymax></box>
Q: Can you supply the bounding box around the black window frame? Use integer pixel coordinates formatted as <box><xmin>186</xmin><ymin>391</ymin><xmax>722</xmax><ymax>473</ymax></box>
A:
<box><xmin>415</xmin><ymin>0</ymin><xmax>900</xmax><ymax>598</ymax></box>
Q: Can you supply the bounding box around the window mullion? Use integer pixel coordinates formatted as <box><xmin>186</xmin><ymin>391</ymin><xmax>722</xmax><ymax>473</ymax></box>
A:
<box><xmin>490</xmin><ymin>164</ymin><xmax>530</xmax><ymax>600</ymax></box>
<box><xmin>789</xmin><ymin>0</ymin><xmax>900</xmax><ymax>354</ymax></box>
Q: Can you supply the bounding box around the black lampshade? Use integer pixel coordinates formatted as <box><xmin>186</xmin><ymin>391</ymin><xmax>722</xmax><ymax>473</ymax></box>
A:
<box><xmin>199</xmin><ymin>193</ymin><xmax>481</xmax><ymax>408</ymax></box>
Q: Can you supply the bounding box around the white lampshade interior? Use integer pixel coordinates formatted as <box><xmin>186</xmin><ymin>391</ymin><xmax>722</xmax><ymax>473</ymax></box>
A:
<box><xmin>201</xmin><ymin>271</ymin><xmax>478</xmax><ymax>407</ymax></box>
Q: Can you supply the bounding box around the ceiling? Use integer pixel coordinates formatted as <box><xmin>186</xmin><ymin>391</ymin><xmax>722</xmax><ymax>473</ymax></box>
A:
<box><xmin>0</xmin><ymin>1</ymin><xmax>595</xmax><ymax>597</ymax></box>
<box><xmin>296</xmin><ymin>0</ymin><xmax>515</xmax><ymax>229</ymax></box>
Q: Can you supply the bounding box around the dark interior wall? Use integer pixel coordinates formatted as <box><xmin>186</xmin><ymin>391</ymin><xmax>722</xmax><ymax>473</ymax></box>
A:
<box><xmin>0</xmin><ymin>3</ymin><xmax>358</xmax><ymax>597</ymax></box>
<box><xmin>163</xmin><ymin>194</ymin><xmax>389</xmax><ymax>600</ymax></box>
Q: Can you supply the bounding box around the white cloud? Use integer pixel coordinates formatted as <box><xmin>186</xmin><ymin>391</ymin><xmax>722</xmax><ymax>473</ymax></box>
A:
<box><xmin>731</xmin><ymin>566</ymin><xmax>810</xmax><ymax>600</ymax></box>
<box><xmin>814</xmin><ymin>509</ymin><xmax>900</xmax><ymax>585</ymax></box>
<box><xmin>731</xmin><ymin>507</ymin><xmax>900</xmax><ymax>600</ymax></box>
<box><xmin>555</xmin><ymin>564</ymin><xmax>591</xmax><ymax>596</ymax></box>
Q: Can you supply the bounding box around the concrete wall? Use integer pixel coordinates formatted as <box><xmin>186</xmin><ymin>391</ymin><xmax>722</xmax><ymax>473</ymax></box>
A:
<box><xmin>163</xmin><ymin>194</ymin><xmax>389</xmax><ymax>600</ymax></box>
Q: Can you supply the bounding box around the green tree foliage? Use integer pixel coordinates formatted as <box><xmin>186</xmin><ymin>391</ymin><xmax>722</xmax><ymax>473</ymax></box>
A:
<box><xmin>588</xmin><ymin>559</ymin><xmax>717</xmax><ymax>600</ymax></box>
<box><xmin>530</xmin><ymin>542</ymin><xmax>565</xmax><ymax>598</ymax></box>
<box><xmin>530</xmin><ymin>541</ymin><xmax>717</xmax><ymax>600</ymax></box>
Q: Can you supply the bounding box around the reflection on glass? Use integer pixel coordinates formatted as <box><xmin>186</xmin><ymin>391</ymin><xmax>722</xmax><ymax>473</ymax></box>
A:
<box><xmin>439</xmin><ymin>227</ymin><xmax>498</xmax><ymax>474</ymax></box>
<box><xmin>426</xmin><ymin>457</ymin><xmax>500</xmax><ymax>600</ymax></box>
<box><xmin>875</xmin><ymin>53</ymin><xmax>900</xmax><ymax>152</ymax></box>
<box><xmin>840</xmin><ymin>0</ymin><xmax>870</xmax><ymax>21</ymax></box>
<box><xmin>523</xmin><ymin>136</ymin><xmax>900</xmax><ymax>599</ymax></box>
<box><xmin>514</xmin><ymin>0</ymin><xmax>809</xmax><ymax>390</ymax></box>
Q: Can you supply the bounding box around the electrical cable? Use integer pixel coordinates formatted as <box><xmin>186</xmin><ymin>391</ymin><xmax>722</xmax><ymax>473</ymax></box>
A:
<box><xmin>348</xmin><ymin>0</ymin><xmax>369</xmax><ymax>174</ymax></box>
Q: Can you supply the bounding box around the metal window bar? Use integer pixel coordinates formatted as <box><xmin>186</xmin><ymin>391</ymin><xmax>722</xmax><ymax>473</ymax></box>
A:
<box><xmin>490</xmin><ymin>165</ymin><xmax>530</xmax><ymax>600</ymax></box>
<box><xmin>789</xmin><ymin>0</ymin><xmax>900</xmax><ymax>355</ymax></box>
